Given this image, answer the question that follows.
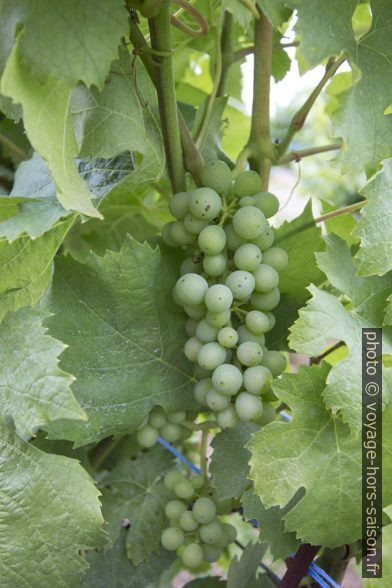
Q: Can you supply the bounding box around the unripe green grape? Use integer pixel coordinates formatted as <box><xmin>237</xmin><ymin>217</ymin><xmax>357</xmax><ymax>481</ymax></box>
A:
<box><xmin>232</xmin><ymin>206</ymin><xmax>267</xmax><ymax>240</ymax></box>
<box><xmin>234</xmin><ymin>170</ymin><xmax>262</xmax><ymax>197</ymax></box>
<box><xmin>174</xmin><ymin>479</ymin><xmax>194</xmax><ymax>499</ymax></box>
<box><xmin>199</xmin><ymin>520</ymin><xmax>222</xmax><ymax>544</ymax></box>
<box><xmin>265</xmin><ymin>312</ymin><xmax>276</xmax><ymax>331</ymax></box>
<box><xmin>198</xmin><ymin>225</ymin><xmax>226</xmax><ymax>255</ymax></box>
<box><xmin>262</xmin><ymin>247</ymin><xmax>288</xmax><ymax>272</ymax></box>
<box><xmin>253</xmin><ymin>263</ymin><xmax>279</xmax><ymax>293</ymax></box>
<box><xmin>216</xmin><ymin>405</ymin><xmax>239</xmax><ymax>429</ymax></box>
<box><xmin>179</xmin><ymin>511</ymin><xmax>199</xmax><ymax>532</ymax></box>
<box><xmin>165</xmin><ymin>500</ymin><xmax>187</xmax><ymax>520</ymax></box>
<box><xmin>169</xmin><ymin>191</ymin><xmax>189</xmax><ymax>219</ymax></box>
<box><xmin>253</xmin><ymin>191</ymin><xmax>280</xmax><ymax>218</ymax></box>
<box><xmin>213</xmin><ymin>494</ymin><xmax>233</xmax><ymax>515</ymax></box>
<box><xmin>183</xmin><ymin>303</ymin><xmax>206</xmax><ymax>320</ymax></box>
<box><xmin>194</xmin><ymin>378</ymin><xmax>212</xmax><ymax>405</ymax></box>
<box><xmin>235</xmin><ymin>392</ymin><xmax>263</xmax><ymax>421</ymax></box>
<box><xmin>184</xmin><ymin>337</ymin><xmax>203</xmax><ymax>362</ymax></box>
<box><xmin>206</xmin><ymin>310</ymin><xmax>231</xmax><ymax>328</ymax></box>
<box><xmin>201</xmin><ymin>160</ymin><xmax>233</xmax><ymax>195</ymax></box>
<box><xmin>257</xmin><ymin>402</ymin><xmax>277</xmax><ymax>426</ymax></box>
<box><xmin>164</xmin><ymin>470</ymin><xmax>185</xmax><ymax>490</ymax></box>
<box><xmin>205</xmin><ymin>284</ymin><xmax>233</xmax><ymax>313</ymax></box>
<box><xmin>251</xmin><ymin>287</ymin><xmax>280</xmax><ymax>311</ymax></box>
<box><xmin>202</xmin><ymin>544</ymin><xmax>223</xmax><ymax>563</ymax></box>
<box><xmin>195</xmin><ymin>318</ymin><xmax>219</xmax><ymax>343</ymax></box>
<box><xmin>206</xmin><ymin>388</ymin><xmax>231</xmax><ymax>411</ymax></box>
<box><xmin>161</xmin><ymin>527</ymin><xmax>184</xmax><ymax>551</ymax></box>
<box><xmin>136</xmin><ymin>425</ymin><xmax>159</xmax><ymax>447</ymax></box>
<box><xmin>237</xmin><ymin>324</ymin><xmax>265</xmax><ymax>345</ymax></box>
<box><xmin>192</xmin><ymin>497</ymin><xmax>217</xmax><ymax>523</ymax></box>
<box><xmin>162</xmin><ymin>222</ymin><xmax>178</xmax><ymax>247</ymax></box>
<box><xmin>218</xmin><ymin>523</ymin><xmax>237</xmax><ymax>547</ymax></box>
<box><xmin>170</xmin><ymin>221</ymin><xmax>195</xmax><ymax>245</ymax></box>
<box><xmin>161</xmin><ymin>423</ymin><xmax>183</xmax><ymax>443</ymax></box>
<box><xmin>212</xmin><ymin>364</ymin><xmax>243</xmax><ymax>395</ymax></box>
<box><xmin>176</xmin><ymin>273</ymin><xmax>208</xmax><ymax>306</ymax></box>
<box><xmin>224</xmin><ymin>223</ymin><xmax>245</xmax><ymax>251</ymax></box>
<box><xmin>262</xmin><ymin>350</ymin><xmax>287</xmax><ymax>377</ymax></box>
<box><xmin>245</xmin><ymin>310</ymin><xmax>270</xmax><ymax>334</ymax></box>
<box><xmin>237</xmin><ymin>341</ymin><xmax>263</xmax><ymax>366</ymax></box>
<box><xmin>217</xmin><ymin>326</ymin><xmax>238</xmax><ymax>348</ymax></box>
<box><xmin>189</xmin><ymin>187</ymin><xmax>222</xmax><ymax>220</ymax></box>
<box><xmin>191</xmin><ymin>475</ymin><xmax>205</xmax><ymax>490</ymax></box>
<box><xmin>148</xmin><ymin>406</ymin><xmax>167</xmax><ymax>428</ymax></box>
<box><xmin>239</xmin><ymin>195</ymin><xmax>255</xmax><ymax>207</ymax></box>
<box><xmin>243</xmin><ymin>365</ymin><xmax>273</xmax><ymax>394</ymax></box>
<box><xmin>197</xmin><ymin>342</ymin><xmax>227</xmax><ymax>370</ymax></box>
<box><xmin>180</xmin><ymin>256</ymin><xmax>202</xmax><ymax>276</ymax></box>
<box><xmin>181</xmin><ymin>543</ymin><xmax>204</xmax><ymax>568</ymax></box>
<box><xmin>234</xmin><ymin>243</ymin><xmax>262</xmax><ymax>271</ymax></box>
<box><xmin>183</xmin><ymin>212</ymin><xmax>208</xmax><ymax>235</ymax></box>
<box><xmin>251</xmin><ymin>227</ymin><xmax>275</xmax><ymax>251</ymax></box>
<box><xmin>185</xmin><ymin>318</ymin><xmax>198</xmax><ymax>336</ymax></box>
<box><xmin>203</xmin><ymin>253</ymin><xmax>227</xmax><ymax>277</ymax></box>
<box><xmin>225</xmin><ymin>270</ymin><xmax>255</xmax><ymax>300</ymax></box>
<box><xmin>167</xmin><ymin>411</ymin><xmax>186</xmax><ymax>424</ymax></box>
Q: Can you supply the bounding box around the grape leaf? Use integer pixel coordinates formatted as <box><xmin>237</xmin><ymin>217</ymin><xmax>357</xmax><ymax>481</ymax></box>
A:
<box><xmin>354</xmin><ymin>160</ymin><xmax>392</xmax><ymax>276</ymax></box>
<box><xmin>256</xmin><ymin>0</ymin><xmax>292</xmax><ymax>26</ymax></box>
<box><xmin>210</xmin><ymin>423</ymin><xmax>259</xmax><ymax>500</ymax></box>
<box><xmin>99</xmin><ymin>446</ymin><xmax>174</xmax><ymax>565</ymax></box>
<box><xmin>227</xmin><ymin>542</ymin><xmax>267</xmax><ymax>588</ymax></box>
<box><xmin>0</xmin><ymin>418</ymin><xmax>106</xmax><ymax>587</ymax></box>
<box><xmin>1</xmin><ymin>44</ymin><xmax>102</xmax><ymax>219</ymax></box>
<box><xmin>0</xmin><ymin>307</ymin><xmax>85</xmax><ymax>438</ymax></box>
<box><xmin>222</xmin><ymin>0</ymin><xmax>253</xmax><ymax>31</ymax></box>
<box><xmin>0</xmin><ymin>218</ymin><xmax>75</xmax><ymax>322</ymax></box>
<box><xmin>43</xmin><ymin>237</ymin><xmax>196</xmax><ymax>446</ymax></box>
<box><xmin>0</xmin><ymin>0</ymin><xmax>128</xmax><ymax>88</ymax></box>
<box><xmin>85</xmin><ymin>530</ymin><xmax>175</xmax><ymax>588</ymax></box>
<box><xmin>0</xmin><ymin>196</ymin><xmax>31</xmax><ymax>221</ymax></box>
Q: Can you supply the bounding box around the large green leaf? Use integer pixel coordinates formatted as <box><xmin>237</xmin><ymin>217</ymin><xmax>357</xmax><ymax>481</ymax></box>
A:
<box><xmin>0</xmin><ymin>0</ymin><xmax>128</xmax><ymax>88</ymax></box>
<box><xmin>1</xmin><ymin>45</ymin><xmax>102</xmax><ymax>218</ymax></box>
<box><xmin>0</xmin><ymin>308</ymin><xmax>84</xmax><ymax>438</ymax></box>
<box><xmin>43</xmin><ymin>237</ymin><xmax>196</xmax><ymax>446</ymax></box>
<box><xmin>0</xmin><ymin>418</ymin><xmax>106</xmax><ymax>587</ymax></box>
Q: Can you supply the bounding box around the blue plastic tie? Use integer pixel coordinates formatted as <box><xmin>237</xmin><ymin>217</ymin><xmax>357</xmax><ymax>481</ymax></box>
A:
<box><xmin>157</xmin><ymin>436</ymin><xmax>202</xmax><ymax>475</ymax></box>
<box><xmin>309</xmin><ymin>562</ymin><xmax>341</xmax><ymax>588</ymax></box>
<box><xmin>280</xmin><ymin>410</ymin><xmax>292</xmax><ymax>422</ymax></box>
<box><xmin>307</xmin><ymin>566</ymin><xmax>330</xmax><ymax>588</ymax></box>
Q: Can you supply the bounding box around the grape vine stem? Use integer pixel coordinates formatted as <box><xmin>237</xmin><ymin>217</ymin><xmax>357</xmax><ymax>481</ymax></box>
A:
<box><xmin>280</xmin><ymin>544</ymin><xmax>320</xmax><ymax>588</ymax></box>
<box><xmin>314</xmin><ymin>200</ymin><xmax>366</xmax><ymax>223</ymax></box>
<box><xmin>200</xmin><ymin>429</ymin><xmax>209</xmax><ymax>478</ymax></box>
<box><xmin>277</xmin><ymin>142</ymin><xmax>342</xmax><ymax>164</ymax></box>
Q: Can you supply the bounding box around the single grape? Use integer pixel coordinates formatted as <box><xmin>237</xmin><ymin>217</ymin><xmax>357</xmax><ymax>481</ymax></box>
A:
<box><xmin>174</xmin><ymin>479</ymin><xmax>195</xmax><ymax>499</ymax></box>
<box><xmin>225</xmin><ymin>223</ymin><xmax>245</xmax><ymax>251</ymax></box>
<box><xmin>189</xmin><ymin>187</ymin><xmax>222</xmax><ymax>220</ymax></box>
<box><xmin>167</xmin><ymin>411</ymin><xmax>186</xmax><ymax>424</ymax></box>
<box><xmin>237</xmin><ymin>324</ymin><xmax>265</xmax><ymax>345</ymax></box>
<box><xmin>183</xmin><ymin>303</ymin><xmax>206</xmax><ymax>320</ymax></box>
<box><xmin>201</xmin><ymin>160</ymin><xmax>233</xmax><ymax>195</ymax></box>
<box><xmin>206</xmin><ymin>309</ymin><xmax>231</xmax><ymax>328</ymax></box>
<box><xmin>239</xmin><ymin>195</ymin><xmax>255</xmax><ymax>207</ymax></box>
<box><xmin>257</xmin><ymin>402</ymin><xmax>277</xmax><ymax>426</ymax></box>
<box><xmin>136</xmin><ymin>425</ymin><xmax>159</xmax><ymax>448</ymax></box>
<box><xmin>262</xmin><ymin>350</ymin><xmax>287</xmax><ymax>377</ymax></box>
<box><xmin>203</xmin><ymin>253</ymin><xmax>227</xmax><ymax>277</ymax></box>
<box><xmin>253</xmin><ymin>191</ymin><xmax>280</xmax><ymax>218</ymax></box>
<box><xmin>197</xmin><ymin>342</ymin><xmax>227</xmax><ymax>371</ymax></box>
<box><xmin>253</xmin><ymin>263</ymin><xmax>279</xmax><ymax>293</ymax></box>
<box><xmin>216</xmin><ymin>405</ymin><xmax>239</xmax><ymax>429</ymax></box>
<box><xmin>181</xmin><ymin>543</ymin><xmax>204</xmax><ymax>568</ymax></box>
<box><xmin>212</xmin><ymin>364</ymin><xmax>243</xmax><ymax>395</ymax></box>
<box><xmin>176</xmin><ymin>273</ymin><xmax>208</xmax><ymax>306</ymax></box>
<box><xmin>191</xmin><ymin>476</ymin><xmax>205</xmax><ymax>490</ymax></box>
<box><xmin>262</xmin><ymin>247</ymin><xmax>288</xmax><ymax>272</ymax></box>
<box><xmin>194</xmin><ymin>378</ymin><xmax>212</xmax><ymax>405</ymax></box>
<box><xmin>218</xmin><ymin>523</ymin><xmax>237</xmax><ymax>547</ymax></box>
<box><xmin>165</xmin><ymin>500</ymin><xmax>187</xmax><ymax>520</ymax></box>
<box><xmin>234</xmin><ymin>170</ymin><xmax>262</xmax><ymax>197</ymax></box>
<box><xmin>180</xmin><ymin>256</ymin><xmax>202</xmax><ymax>276</ymax></box>
<box><xmin>235</xmin><ymin>392</ymin><xmax>263</xmax><ymax>421</ymax></box>
<box><xmin>265</xmin><ymin>312</ymin><xmax>276</xmax><ymax>331</ymax></box>
<box><xmin>164</xmin><ymin>470</ymin><xmax>185</xmax><ymax>491</ymax></box>
<box><xmin>243</xmin><ymin>365</ymin><xmax>273</xmax><ymax>394</ymax></box>
<box><xmin>192</xmin><ymin>497</ymin><xmax>217</xmax><ymax>523</ymax></box>
<box><xmin>185</xmin><ymin>318</ymin><xmax>198</xmax><ymax>336</ymax></box>
<box><xmin>195</xmin><ymin>318</ymin><xmax>219</xmax><ymax>343</ymax></box>
<box><xmin>205</xmin><ymin>284</ymin><xmax>233</xmax><ymax>313</ymax></box>
<box><xmin>149</xmin><ymin>406</ymin><xmax>167</xmax><ymax>428</ymax></box>
<box><xmin>225</xmin><ymin>270</ymin><xmax>255</xmax><ymax>300</ymax></box>
<box><xmin>251</xmin><ymin>287</ymin><xmax>280</xmax><ymax>311</ymax></box>
<box><xmin>199</xmin><ymin>520</ymin><xmax>222</xmax><ymax>544</ymax></box>
<box><xmin>184</xmin><ymin>337</ymin><xmax>203</xmax><ymax>362</ymax></box>
<box><xmin>183</xmin><ymin>212</ymin><xmax>208</xmax><ymax>236</ymax></box>
<box><xmin>206</xmin><ymin>388</ymin><xmax>231</xmax><ymax>411</ymax></box>
<box><xmin>160</xmin><ymin>423</ymin><xmax>183</xmax><ymax>443</ymax></box>
<box><xmin>179</xmin><ymin>511</ymin><xmax>199</xmax><ymax>532</ymax></box>
<box><xmin>198</xmin><ymin>225</ymin><xmax>226</xmax><ymax>255</ymax></box>
<box><xmin>217</xmin><ymin>326</ymin><xmax>238</xmax><ymax>348</ymax></box>
<box><xmin>202</xmin><ymin>544</ymin><xmax>223</xmax><ymax>563</ymax></box>
<box><xmin>251</xmin><ymin>227</ymin><xmax>275</xmax><ymax>251</ymax></box>
<box><xmin>234</xmin><ymin>243</ymin><xmax>262</xmax><ymax>272</ymax></box>
<box><xmin>170</xmin><ymin>221</ymin><xmax>195</xmax><ymax>245</ymax></box>
<box><xmin>161</xmin><ymin>527</ymin><xmax>184</xmax><ymax>551</ymax></box>
<box><xmin>169</xmin><ymin>191</ymin><xmax>189</xmax><ymax>219</ymax></box>
<box><xmin>245</xmin><ymin>310</ymin><xmax>270</xmax><ymax>334</ymax></box>
<box><xmin>232</xmin><ymin>206</ymin><xmax>267</xmax><ymax>240</ymax></box>
<box><xmin>237</xmin><ymin>341</ymin><xmax>263</xmax><ymax>366</ymax></box>
<box><xmin>162</xmin><ymin>222</ymin><xmax>178</xmax><ymax>247</ymax></box>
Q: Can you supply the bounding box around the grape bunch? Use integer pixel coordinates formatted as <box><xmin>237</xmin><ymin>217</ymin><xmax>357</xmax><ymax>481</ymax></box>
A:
<box><xmin>162</xmin><ymin>161</ymin><xmax>288</xmax><ymax>427</ymax></box>
<box><xmin>136</xmin><ymin>407</ymin><xmax>192</xmax><ymax>448</ymax></box>
<box><xmin>161</xmin><ymin>469</ymin><xmax>237</xmax><ymax>567</ymax></box>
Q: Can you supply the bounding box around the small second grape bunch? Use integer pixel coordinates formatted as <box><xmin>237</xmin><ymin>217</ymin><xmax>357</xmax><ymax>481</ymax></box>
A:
<box><xmin>162</xmin><ymin>162</ymin><xmax>288</xmax><ymax>427</ymax></box>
